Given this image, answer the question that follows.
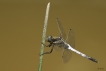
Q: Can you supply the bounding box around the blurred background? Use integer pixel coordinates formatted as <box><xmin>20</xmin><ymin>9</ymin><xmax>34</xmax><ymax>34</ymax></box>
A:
<box><xmin>0</xmin><ymin>0</ymin><xmax>106</xmax><ymax>71</ymax></box>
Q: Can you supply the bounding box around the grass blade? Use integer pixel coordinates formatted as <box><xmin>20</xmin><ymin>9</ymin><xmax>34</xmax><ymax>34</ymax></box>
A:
<box><xmin>38</xmin><ymin>2</ymin><xmax>50</xmax><ymax>71</ymax></box>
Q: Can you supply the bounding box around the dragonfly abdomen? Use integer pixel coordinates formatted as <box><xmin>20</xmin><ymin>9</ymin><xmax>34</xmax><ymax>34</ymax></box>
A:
<box><xmin>67</xmin><ymin>44</ymin><xmax>98</xmax><ymax>63</ymax></box>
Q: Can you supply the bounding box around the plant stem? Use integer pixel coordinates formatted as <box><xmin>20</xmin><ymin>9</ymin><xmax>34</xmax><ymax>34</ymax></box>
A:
<box><xmin>38</xmin><ymin>2</ymin><xmax>50</xmax><ymax>71</ymax></box>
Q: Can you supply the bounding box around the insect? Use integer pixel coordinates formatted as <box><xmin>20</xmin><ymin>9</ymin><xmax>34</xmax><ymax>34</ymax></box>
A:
<box><xmin>40</xmin><ymin>18</ymin><xmax>98</xmax><ymax>63</ymax></box>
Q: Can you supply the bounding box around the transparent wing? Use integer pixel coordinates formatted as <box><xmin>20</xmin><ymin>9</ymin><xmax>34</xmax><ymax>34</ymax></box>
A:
<box><xmin>56</xmin><ymin>18</ymin><xmax>66</xmax><ymax>41</ymax></box>
<box><xmin>62</xmin><ymin>49</ymin><xmax>72</xmax><ymax>63</ymax></box>
<box><xmin>66</xmin><ymin>29</ymin><xmax>75</xmax><ymax>48</ymax></box>
<box><xmin>53</xmin><ymin>40</ymin><xmax>64</xmax><ymax>51</ymax></box>
<box><xmin>53</xmin><ymin>45</ymin><xmax>63</xmax><ymax>51</ymax></box>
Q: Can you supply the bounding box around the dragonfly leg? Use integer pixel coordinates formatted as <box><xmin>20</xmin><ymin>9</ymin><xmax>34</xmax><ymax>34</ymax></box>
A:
<box><xmin>41</xmin><ymin>42</ymin><xmax>52</xmax><ymax>47</ymax></box>
<box><xmin>41</xmin><ymin>42</ymin><xmax>49</xmax><ymax>47</ymax></box>
<box><xmin>40</xmin><ymin>45</ymin><xmax>54</xmax><ymax>56</ymax></box>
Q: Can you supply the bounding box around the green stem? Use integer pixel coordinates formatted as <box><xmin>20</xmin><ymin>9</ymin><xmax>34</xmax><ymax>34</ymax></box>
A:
<box><xmin>38</xmin><ymin>2</ymin><xmax>50</xmax><ymax>71</ymax></box>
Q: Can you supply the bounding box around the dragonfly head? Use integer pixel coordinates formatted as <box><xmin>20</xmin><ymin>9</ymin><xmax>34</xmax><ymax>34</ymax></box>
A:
<box><xmin>46</xmin><ymin>36</ymin><xmax>53</xmax><ymax>42</ymax></box>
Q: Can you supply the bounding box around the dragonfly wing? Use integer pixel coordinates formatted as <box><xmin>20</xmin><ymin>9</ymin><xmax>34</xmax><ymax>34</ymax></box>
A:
<box><xmin>62</xmin><ymin>49</ymin><xmax>72</xmax><ymax>63</ymax></box>
<box><xmin>56</xmin><ymin>18</ymin><xmax>66</xmax><ymax>41</ymax></box>
<box><xmin>53</xmin><ymin>45</ymin><xmax>63</xmax><ymax>51</ymax></box>
<box><xmin>66</xmin><ymin>29</ymin><xmax>75</xmax><ymax>48</ymax></box>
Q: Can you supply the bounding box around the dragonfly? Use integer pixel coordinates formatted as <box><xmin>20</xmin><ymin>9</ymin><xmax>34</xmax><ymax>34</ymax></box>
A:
<box><xmin>40</xmin><ymin>18</ymin><xmax>98</xmax><ymax>63</ymax></box>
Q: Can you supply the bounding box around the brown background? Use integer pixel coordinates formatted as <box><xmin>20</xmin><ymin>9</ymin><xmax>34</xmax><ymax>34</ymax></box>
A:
<box><xmin>0</xmin><ymin>0</ymin><xmax>106</xmax><ymax>71</ymax></box>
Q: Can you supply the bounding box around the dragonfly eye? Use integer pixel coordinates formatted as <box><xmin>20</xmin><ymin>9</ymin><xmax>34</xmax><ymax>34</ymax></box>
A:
<box><xmin>46</xmin><ymin>36</ymin><xmax>53</xmax><ymax>42</ymax></box>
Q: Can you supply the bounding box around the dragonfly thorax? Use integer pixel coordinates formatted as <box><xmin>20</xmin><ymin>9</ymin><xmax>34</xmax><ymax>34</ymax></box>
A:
<box><xmin>46</xmin><ymin>36</ymin><xmax>62</xmax><ymax>43</ymax></box>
